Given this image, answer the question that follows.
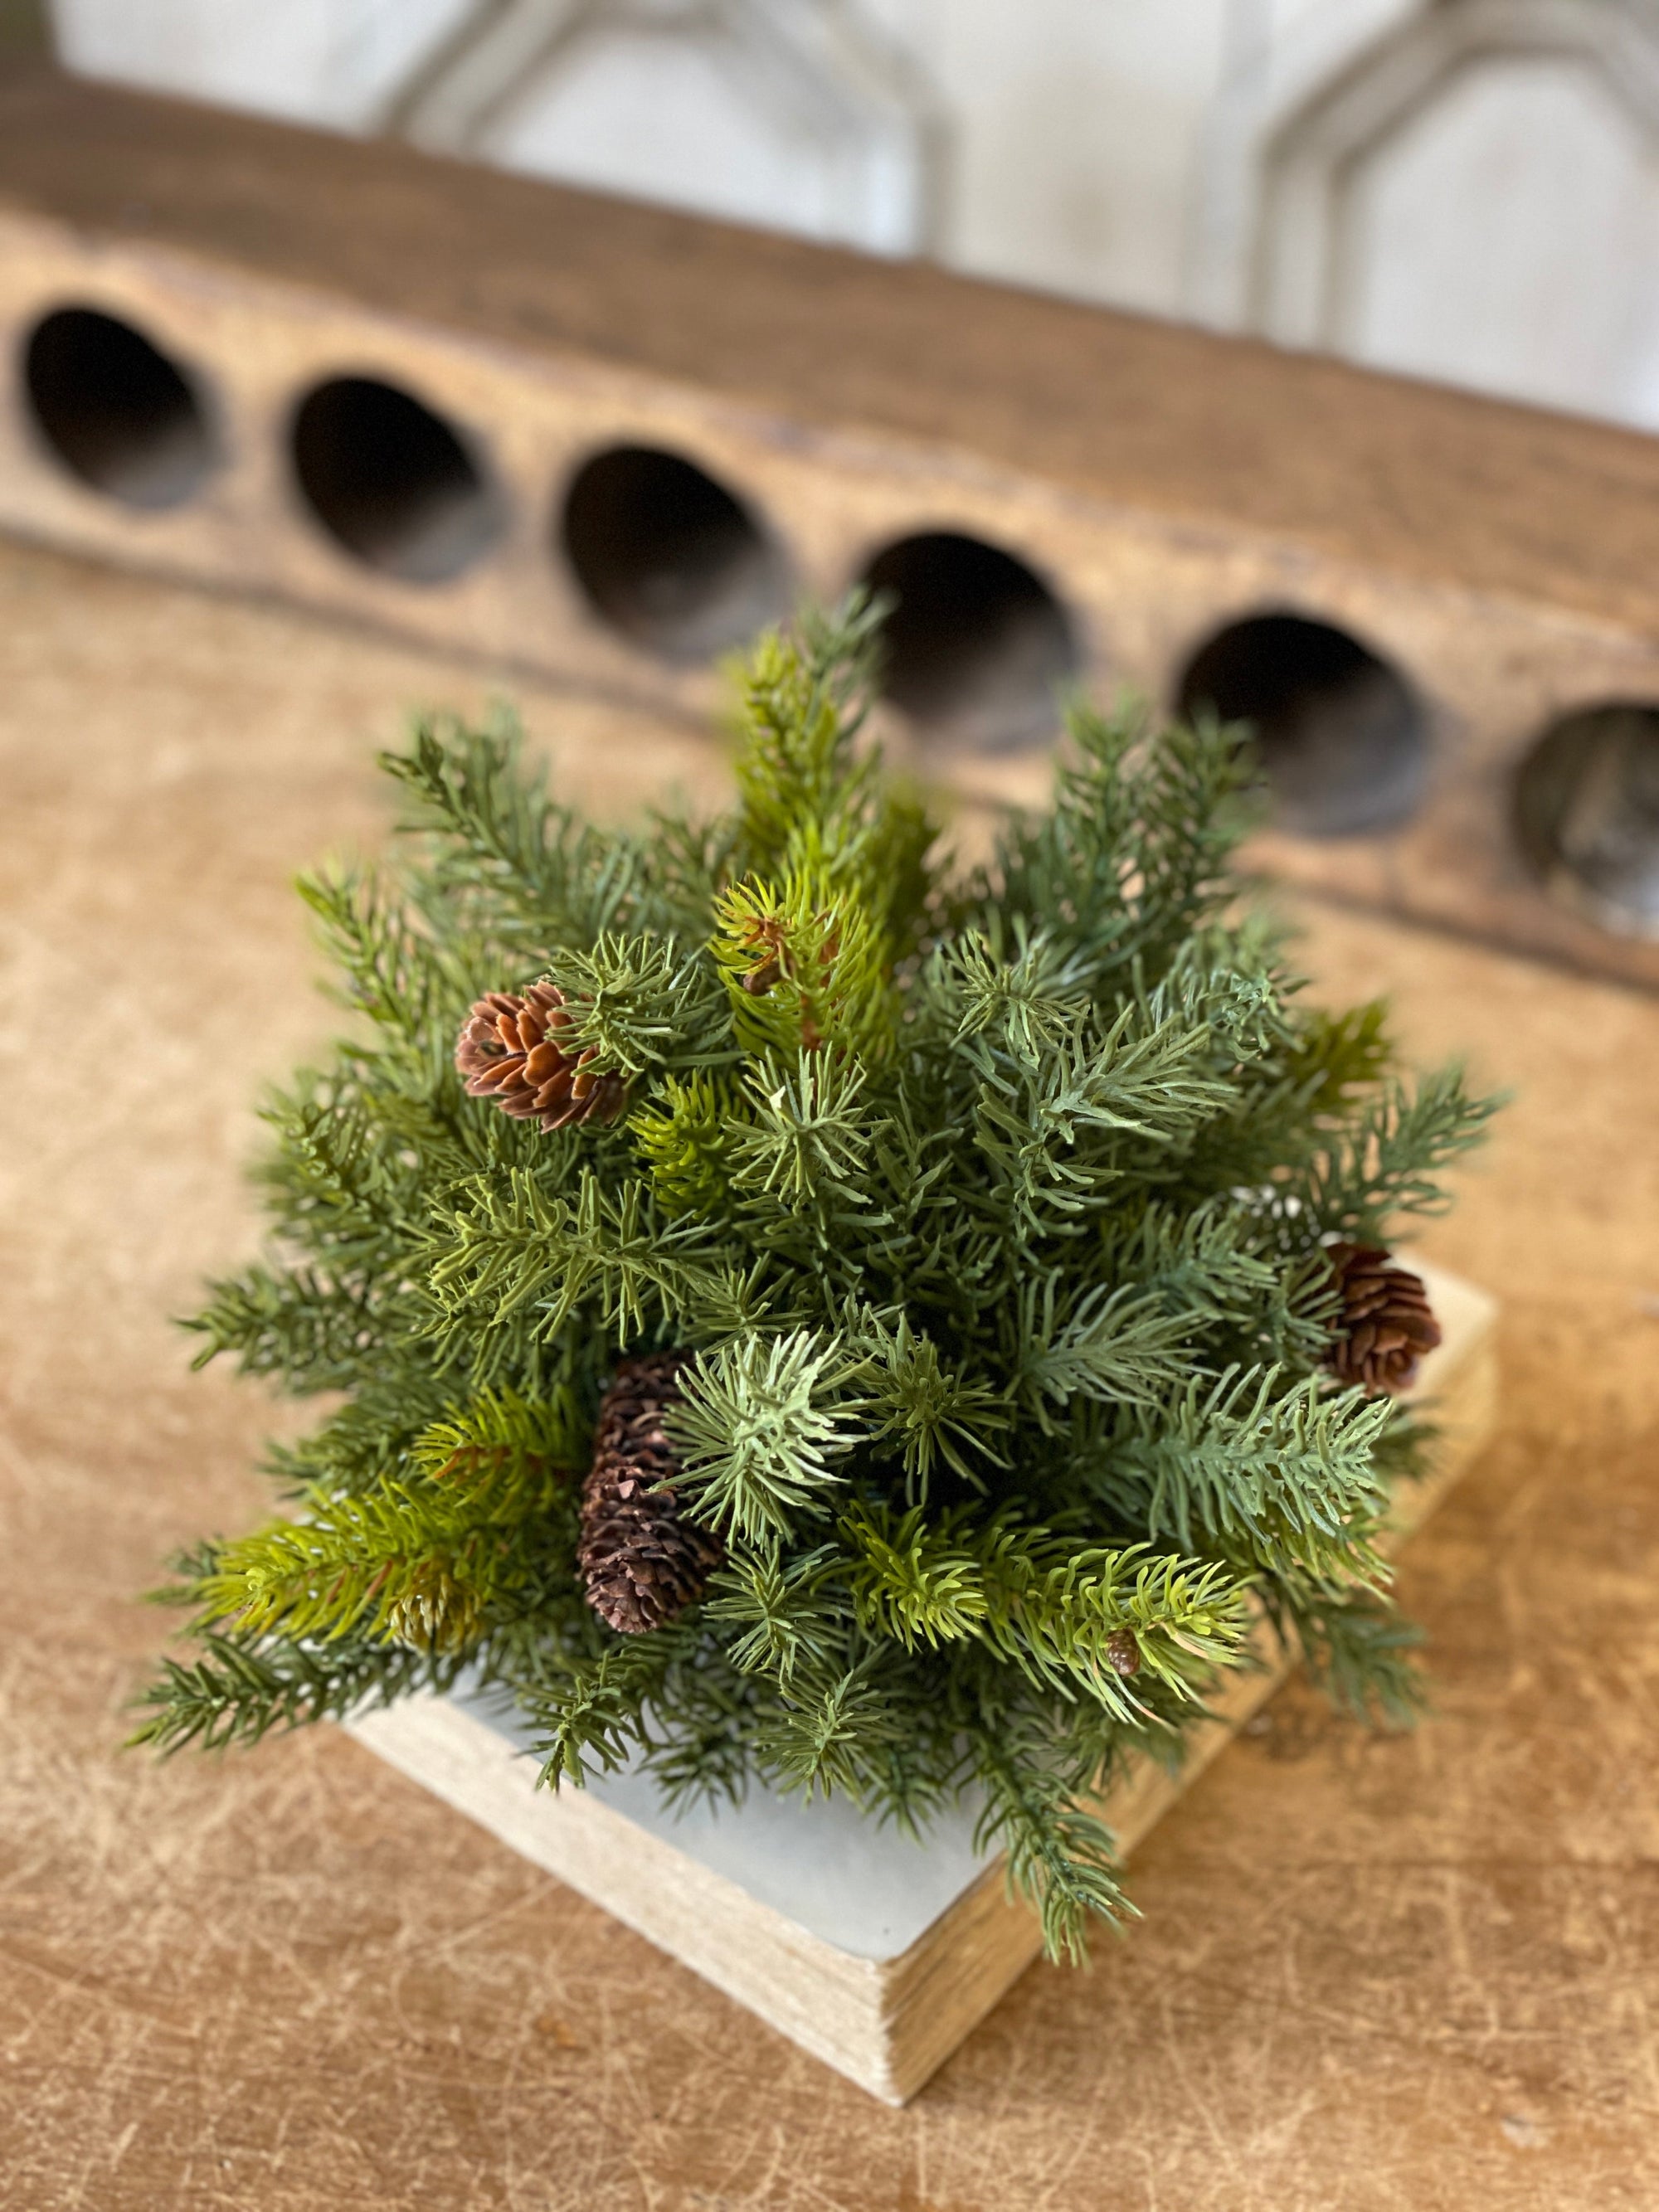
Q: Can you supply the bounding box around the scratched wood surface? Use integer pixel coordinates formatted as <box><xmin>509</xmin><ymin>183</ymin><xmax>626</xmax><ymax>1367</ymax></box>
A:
<box><xmin>1</xmin><ymin>535</ymin><xmax>1656</xmax><ymax>2210</ymax></box>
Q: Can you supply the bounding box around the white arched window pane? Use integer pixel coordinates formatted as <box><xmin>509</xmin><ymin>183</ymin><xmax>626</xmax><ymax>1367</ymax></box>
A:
<box><xmin>485</xmin><ymin>26</ymin><xmax>921</xmax><ymax>250</ymax></box>
<box><xmin>51</xmin><ymin>0</ymin><xmax>474</xmax><ymax>128</ymax></box>
<box><xmin>1335</xmin><ymin>55</ymin><xmax>1659</xmax><ymax>424</ymax></box>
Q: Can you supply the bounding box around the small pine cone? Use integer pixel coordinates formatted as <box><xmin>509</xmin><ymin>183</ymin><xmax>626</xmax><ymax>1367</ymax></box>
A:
<box><xmin>455</xmin><ymin>981</ymin><xmax>628</xmax><ymax>1132</ymax></box>
<box><xmin>1105</xmin><ymin>1628</ymin><xmax>1141</xmax><ymax>1679</ymax></box>
<box><xmin>1323</xmin><ymin>1242</ymin><xmax>1442</xmax><ymax>1395</ymax></box>
<box><xmin>579</xmin><ymin>1353</ymin><xmax>722</xmax><ymax>1635</ymax></box>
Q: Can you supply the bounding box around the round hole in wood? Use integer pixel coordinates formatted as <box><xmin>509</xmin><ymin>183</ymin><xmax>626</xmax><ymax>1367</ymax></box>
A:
<box><xmin>290</xmin><ymin>376</ymin><xmax>504</xmax><ymax>583</ymax></box>
<box><xmin>22</xmin><ymin>304</ymin><xmax>216</xmax><ymax>509</ymax></box>
<box><xmin>560</xmin><ymin>445</ymin><xmax>789</xmax><ymax>660</ymax></box>
<box><xmin>1177</xmin><ymin>611</ymin><xmax>1428</xmax><ymax>837</ymax></box>
<box><xmin>1515</xmin><ymin>702</ymin><xmax>1659</xmax><ymax>940</ymax></box>
<box><xmin>859</xmin><ymin>531</ymin><xmax>1079</xmax><ymax>752</ymax></box>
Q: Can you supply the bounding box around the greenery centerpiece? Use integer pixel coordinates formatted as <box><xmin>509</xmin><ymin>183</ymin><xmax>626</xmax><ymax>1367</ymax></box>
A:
<box><xmin>135</xmin><ymin>600</ymin><xmax>1494</xmax><ymax>1961</ymax></box>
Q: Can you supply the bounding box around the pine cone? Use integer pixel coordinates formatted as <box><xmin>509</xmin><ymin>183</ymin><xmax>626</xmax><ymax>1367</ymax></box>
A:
<box><xmin>579</xmin><ymin>1353</ymin><xmax>723</xmax><ymax>1635</ymax></box>
<box><xmin>455</xmin><ymin>982</ymin><xmax>628</xmax><ymax>1132</ymax></box>
<box><xmin>1323</xmin><ymin>1242</ymin><xmax>1441</xmax><ymax>1395</ymax></box>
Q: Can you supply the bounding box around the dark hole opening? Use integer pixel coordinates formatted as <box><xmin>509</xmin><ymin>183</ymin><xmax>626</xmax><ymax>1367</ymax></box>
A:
<box><xmin>1177</xmin><ymin>611</ymin><xmax>1428</xmax><ymax>836</ymax></box>
<box><xmin>1515</xmin><ymin>702</ymin><xmax>1659</xmax><ymax>939</ymax></box>
<box><xmin>860</xmin><ymin>531</ymin><xmax>1079</xmax><ymax>752</ymax></box>
<box><xmin>23</xmin><ymin>304</ymin><xmax>215</xmax><ymax>508</ymax></box>
<box><xmin>560</xmin><ymin>445</ymin><xmax>788</xmax><ymax>660</ymax></box>
<box><xmin>291</xmin><ymin>376</ymin><xmax>503</xmax><ymax>583</ymax></box>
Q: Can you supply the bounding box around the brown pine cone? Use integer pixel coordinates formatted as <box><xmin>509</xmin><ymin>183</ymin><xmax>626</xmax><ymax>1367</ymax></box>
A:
<box><xmin>454</xmin><ymin>981</ymin><xmax>629</xmax><ymax>1132</ymax></box>
<box><xmin>1323</xmin><ymin>1242</ymin><xmax>1442</xmax><ymax>1395</ymax></box>
<box><xmin>579</xmin><ymin>1353</ymin><xmax>723</xmax><ymax>1635</ymax></box>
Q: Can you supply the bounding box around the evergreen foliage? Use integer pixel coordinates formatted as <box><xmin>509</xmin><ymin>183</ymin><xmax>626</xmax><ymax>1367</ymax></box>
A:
<box><xmin>133</xmin><ymin>598</ymin><xmax>1497</xmax><ymax>1959</ymax></box>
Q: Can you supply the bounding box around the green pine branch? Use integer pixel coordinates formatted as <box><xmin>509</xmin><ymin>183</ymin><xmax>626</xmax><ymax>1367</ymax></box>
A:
<box><xmin>128</xmin><ymin>1630</ymin><xmax>469</xmax><ymax>1754</ymax></box>
<box><xmin>670</xmin><ymin>1330</ymin><xmax>864</xmax><ymax>1545</ymax></box>
<box><xmin>844</xmin><ymin>1503</ymin><xmax>1249</xmax><ymax>1720</ymax></box>
<box><xmin>139</xmin><ymin>597</ymin><xmax>1501</xmax><ymax>1962</ymax></box>
<box><xmin>191</xmin><ymin>1396</ymin><xmax>576</xmax><ymax>1650</ymax></box>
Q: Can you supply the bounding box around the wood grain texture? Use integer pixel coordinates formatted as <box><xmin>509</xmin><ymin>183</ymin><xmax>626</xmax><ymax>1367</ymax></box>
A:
<box><xmin>2</xmin><ymin>62</ymin><xmax>1659</xmax><ymax>636</ymax></box>
<box><xmin>1</xmin><ymin>538</ymin><xmax>1656</xmax><ymax>2208</ymax></box>
<box><xmin>3</xmin><ymin>64</ymin><xmax>1659</xmax><ymax>991</ymax></box>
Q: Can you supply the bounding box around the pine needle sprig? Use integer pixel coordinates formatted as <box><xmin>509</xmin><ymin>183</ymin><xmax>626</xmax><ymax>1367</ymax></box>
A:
<box><xmin>383</xmin><ymin>707</ymin><xmax>645</xmax><ymax>951</ymax></box>
<box><xmin>852</xmin><ymin>1308</ymin><xmax>1011</xmax><ymax>1499</ymax></box>
<box><xmin>1305</xmin><ymin>1065</ymin><xmax>1502</xmax><ymax>1241</ymax></box>
<box><xmin>1008</xmin><ymin>1275</ymin><xmax>1199</xmax><ymax>1427</ymax></box>
<box><xmin>296</xmin><ymin>862</ymin><xmax>452</xmax><ymax>1048</ymax></box>
<box><xmin>628</xmin><ymin>1071</ymin><xmax>745</xmax><ymax>1220</ymax></box>
<box><xmin>191</xmin><ymin>1412</ymin><xmax>572</xmax><ymax>1653</ymax></box>
<box><xmin>1099</xmin><ymin>1366</ymin><xmax>1396</xmax><ymax>1582</ymax></box>
<box><xmin>843</xmin><ymin>1504</ymin><xmax>1248</xmax><ymax>1719</ymax></box>
<box><xmin>523</xmin><ymin>1632</ymin><xmax>687</xmax><ymax>1786</ymax></box>
<box><xmin>184</xmin><ymin>1260</ymin><xmax>400</xmax><ymax>1393</ymax></box>
<box><xmin>703</xmin><ymin>1543</ymin><xmax>849</xmax><ymax>1687</ymax></box>
<box><xmin>541</xmin><ymin>931</ymin><xmax>737</xmax><ymax>1080</ymax></box>
<box><xmin>727</xmin><ymin>1050</ymin><xmax>876</xmax><ymax>1214</ymax></box>
<box><xmin>971</xmin><ymin>1728</ymin><xmax>1137</xmax><ymax>1965</ymax></box>
<box><xmin>1266</xmin><ymin>1582</ymin><xmax>1428</xmax><ymax>1729</ymax></box>
<box><xmin>424</xmin><ymin>1167</ymin><xmax>741</xmax><ymax>1356</ymax></box>
<box><xmin>128</xmin><ymin>1630</ymin><xmax>468</xmax><ymax>1755</ymax></box>
<box><xmin>731</xmin><ymin>592</ymin><xmax>937</xmax><ymax>964</ymax></box>
<box><xmin>670</xmin><ymin>1330</ymin><xmax>864</xmax><ymax>1546</ymax></box>
<box><xmin>747</xmin><ymin>1649</ymin><xmax>914</xmax><ymax>1806</ymax></box>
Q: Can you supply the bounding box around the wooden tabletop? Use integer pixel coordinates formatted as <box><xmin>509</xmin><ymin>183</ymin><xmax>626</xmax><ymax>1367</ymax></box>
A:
<box><xmin>2</xmin><ymin>536</ymin><xmax>1655</xmax><ymax>2210</ymax></box>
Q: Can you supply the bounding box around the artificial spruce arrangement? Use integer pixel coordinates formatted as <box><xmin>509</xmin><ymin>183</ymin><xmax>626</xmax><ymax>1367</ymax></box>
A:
<box><xmin>134</xmin><ymin>599</ymin><xmax>1496</xmax><ymax>1960</ymax></box>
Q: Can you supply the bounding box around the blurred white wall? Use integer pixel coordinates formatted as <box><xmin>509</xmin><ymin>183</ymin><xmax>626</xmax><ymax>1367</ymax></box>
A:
<box><xmin>48</xmin><ymin>0</ymin><xmax>1659</xmax><ymax>431</ymax></box>
<box><xmin>51</xmin><ymin>0</ymin><xmax>472</xmax><ymax>127</ymax></box>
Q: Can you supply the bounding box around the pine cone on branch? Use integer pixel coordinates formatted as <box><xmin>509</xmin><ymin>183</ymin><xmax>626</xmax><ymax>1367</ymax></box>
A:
<box><xmin>1323</xmin><ymin>1242</ymin><xmax>1441</xmax><ymax>1395</ymax></box>
<box><xmin>455</xmin><ymin>982</ymin><xmax>628</xmax><ymax>1132</ymax></box>
<box><xmin>579</xmin><ymin>1354</ymin><xmax>723</xmax><ymax>1635</ymax></box>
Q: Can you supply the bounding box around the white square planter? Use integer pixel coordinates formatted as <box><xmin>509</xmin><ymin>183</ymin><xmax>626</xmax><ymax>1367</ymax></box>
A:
<box><xmin>347</xmin><ymin>1264</ymin><xmax>1497</xmax><ymax>2103</ymax></box>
